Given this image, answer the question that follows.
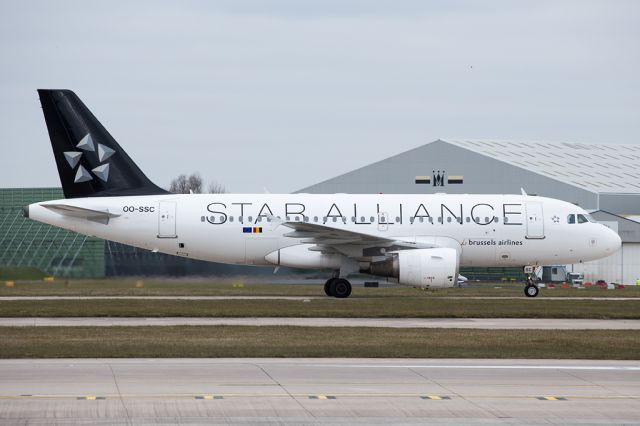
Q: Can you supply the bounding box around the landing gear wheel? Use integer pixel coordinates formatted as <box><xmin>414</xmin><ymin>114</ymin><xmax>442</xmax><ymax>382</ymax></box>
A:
<box><xmin>524</xmin><ymin>285</ymin><xmax>539</xmax><ymax>298</ymax></box>
<box><xmin>324</xmin><ymin>278</ymin><xmax>338</xmax><ymax>297</ymax></box>
<box><xmin>331</xmin><ymin>278</ymin><xmax>352</xmax><ymax>299</ymax></box>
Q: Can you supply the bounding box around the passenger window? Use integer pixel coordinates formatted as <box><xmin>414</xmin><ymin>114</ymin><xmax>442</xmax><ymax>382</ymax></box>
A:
<box><xmin>248</xmin><ymin>216</ymin><xmax>253</xmax><ymax>222</ymax></box>
<box><xmin>229</xmin><ymin>216</ymin><xmax>234</xmax><ymax>222</ymax></box>
<box><xmin>567</xmin><ymin>214</ymin><xmax>576</xmax><ymax>224</ymax></box>
<box><xmin>395</xmin><ymin>216</ymin><xmax>400</xmax><ymax>223</ymax></box>
<box><xmin>360</xmin><ymin>216</ymin><xmax>365</xmax><ymax>222</ymax></box>
<box><xmin>577</xmin><ymin>214</ymin><xmax>588</xmax><ymax>224</ymax></box>
<box><xmin>447</xmin><ymin>217</ymin><xmax>452</xmax><ymax>223</ymax></box>
<box><xmin>332</xmin><ymin>217</ymin><xmax>337</xmax><ymax>222</ymax></box>
<box><xmin>419</xmin><ymin>217</ymin><xmax>424</xmax><ymax>223</ymax></box>
<box><xmin>466</xmin><ymin>217</ymin><xmax>470</xmax><ymax>223</ymax></box>
<box><xmin>370</xmin><ymin>216</ymin><xmax>375</xmax><ymax>222</ymax></box>
<box><xmin>494</xmin><ymin>217</ymin><xmax>499</xmax><ymax>223</ymax></box>
<box><xmin>314</xmin><ymin>216</ymin><xmax>318</xmax><ymax>222</ymax></box>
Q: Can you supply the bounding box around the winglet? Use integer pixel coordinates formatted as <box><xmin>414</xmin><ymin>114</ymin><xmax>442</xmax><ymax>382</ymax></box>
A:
<box><xmin>521</xmin><ymin>188</ymin><xmax>528</xmax><ymax>196</ymax></box>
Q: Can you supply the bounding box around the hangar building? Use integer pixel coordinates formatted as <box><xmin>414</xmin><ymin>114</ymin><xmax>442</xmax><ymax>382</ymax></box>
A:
<box><xmin>300</xmin><ymin>139</ymin><xmax>640</xmax><ymax>284</ymax></box>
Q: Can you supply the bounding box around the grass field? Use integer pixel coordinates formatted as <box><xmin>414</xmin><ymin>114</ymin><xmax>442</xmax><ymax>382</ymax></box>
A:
<box><xmin>1</xmin><ymin>298</ymin><xmax>639</xmax><ymax>318</ymax></box>
<box><xmin>2</xmin><ymin>279</ymin><xmax>639</xmax><ymax>319</ymax></box>
<box><xmin>1</xmin><ymin>278</ymin><xmax>639</xmax><ymax>297</ymax></box>
<box><xmin>2</xmin><ymin>326</ymin><xmax>638</xmax><ymax>359</ymax></box>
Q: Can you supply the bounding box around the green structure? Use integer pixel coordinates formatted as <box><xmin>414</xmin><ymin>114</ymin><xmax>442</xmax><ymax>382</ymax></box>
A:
<box><xmin>0</xmin><ymin>188</ymin><xmax>105</xmax><ymax>278</ymax></box>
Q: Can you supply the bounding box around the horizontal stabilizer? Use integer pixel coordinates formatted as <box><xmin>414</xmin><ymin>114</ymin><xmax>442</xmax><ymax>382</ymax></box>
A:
<box><xmin>42</xmin><ymin>203</ymin><xmax>121</xmax><ymax>225</ymax></box>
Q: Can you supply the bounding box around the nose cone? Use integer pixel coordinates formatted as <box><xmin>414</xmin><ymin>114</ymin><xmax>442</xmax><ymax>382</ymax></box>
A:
<box><xmin>602</xmin><ymin>226</ymin><xmax>622</xmax><ymax>254</ymax></box>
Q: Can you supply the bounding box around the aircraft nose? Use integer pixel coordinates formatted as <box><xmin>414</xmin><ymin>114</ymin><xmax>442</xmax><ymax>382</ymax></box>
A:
<box><xmin>602</xmin><ymin>226</ymin><xmax>622</xmax><ymax>254</ymax></box>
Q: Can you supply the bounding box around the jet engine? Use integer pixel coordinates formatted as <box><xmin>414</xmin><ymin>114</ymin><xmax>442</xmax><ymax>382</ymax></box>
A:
<box><xmin>361</xmin><ymin>248</ymin><xmax>459</xmax><ymax>288</ymax></box>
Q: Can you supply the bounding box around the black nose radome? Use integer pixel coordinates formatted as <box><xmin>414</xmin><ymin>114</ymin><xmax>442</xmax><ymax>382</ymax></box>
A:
<box><xmin>22</xmin><ymin>205</ymin><xmax>29</xmax><ymax>218</ymax></box>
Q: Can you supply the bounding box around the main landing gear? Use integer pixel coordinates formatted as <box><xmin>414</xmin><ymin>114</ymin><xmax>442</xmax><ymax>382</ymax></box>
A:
<box><xmin>324</xmin><ymin>277</ymin><xmax>352</xmax><ymax>298</ymax></box>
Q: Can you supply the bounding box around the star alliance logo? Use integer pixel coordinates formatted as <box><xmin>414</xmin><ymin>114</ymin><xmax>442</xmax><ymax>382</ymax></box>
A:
<box><xmin>63</xmin><ymin>133</ymin><xmax>115</xmax><ymax>183</ymax></box>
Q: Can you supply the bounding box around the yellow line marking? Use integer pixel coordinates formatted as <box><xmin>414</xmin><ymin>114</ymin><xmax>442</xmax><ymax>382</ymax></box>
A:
<box><xmin>318</xmin><ymin>395</ymin><xmax>327</xmax><ymax>400</ymax></box>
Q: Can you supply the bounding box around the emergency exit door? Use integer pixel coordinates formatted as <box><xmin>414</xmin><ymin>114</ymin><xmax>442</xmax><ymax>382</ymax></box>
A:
<box><xmin>525</xmin><ymin>202</ymin><xmax>544</xmax><ymax>239</ymax></box>
<box><xmin>158</xmin><ymin>201</ymin><xmax>177</xmax><ymax>238</ymax></box>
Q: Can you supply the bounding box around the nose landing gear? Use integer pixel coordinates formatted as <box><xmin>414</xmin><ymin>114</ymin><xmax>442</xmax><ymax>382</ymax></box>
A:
<box><xmin>523</xmin><ymin>266</ymin><xmax>539</xmax><ymax>297</ymax></box>
<box><xmin>524</xmin><ymin>283</ymin><xmax>539</xmax><ymax>297</ymax></box>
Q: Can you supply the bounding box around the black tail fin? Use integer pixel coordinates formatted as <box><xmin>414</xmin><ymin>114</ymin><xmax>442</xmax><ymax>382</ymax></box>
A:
<box><xmin>37</xmin><ymin>89</ymin><xmax>169</xmax><ymax>198</ymax></box>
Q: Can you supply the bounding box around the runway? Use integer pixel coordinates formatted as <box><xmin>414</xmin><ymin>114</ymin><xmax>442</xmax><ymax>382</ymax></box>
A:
<box><xmin>0</xmin><ymin>358</ymin><xmax>638</xmax><ymax>425</ymax></box>
<box><xmin>3</xmin><ymin>317</ymin><xmax>640</xmax><ymax>329</ymax></box>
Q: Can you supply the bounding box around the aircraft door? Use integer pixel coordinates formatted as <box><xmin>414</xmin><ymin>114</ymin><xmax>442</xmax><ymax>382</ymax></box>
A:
<box><xmin>158</xmin><ymin>201</ymin><xmax>177</xmax><ymax>238</ymax></box>
<box><xmin>378</xmin><ymin>212</ymin><xmax>388</xmax><ymax>231</ymax></box>
<box><xmin>525</xmin><ymin>202</ymin><xmax>544</xmax><ymax>239</ymax></box>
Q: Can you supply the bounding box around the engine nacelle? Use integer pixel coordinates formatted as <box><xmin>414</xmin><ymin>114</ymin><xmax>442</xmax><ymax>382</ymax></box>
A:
<box><xmin>362</xmin><ymin>248</ymin><xmax>459</xmax><ymax>288</ymax></box>
<box><xmin>265</xmin><ymin>244</ymin><xmax>342</xmax><ymax>269</ymax></box>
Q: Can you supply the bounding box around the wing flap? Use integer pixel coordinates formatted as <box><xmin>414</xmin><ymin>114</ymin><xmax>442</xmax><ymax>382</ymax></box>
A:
<box><xmin>278</xmin><ymin>220</ymin><xmax>438</xmax><ymax>259</ymax></box>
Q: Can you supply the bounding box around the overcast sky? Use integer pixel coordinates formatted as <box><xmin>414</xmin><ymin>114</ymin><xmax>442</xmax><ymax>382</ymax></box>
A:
<box><xmin>1</xmin><ymin>1</ymin><xmax>638</xmax><ymax>193</ymax></box>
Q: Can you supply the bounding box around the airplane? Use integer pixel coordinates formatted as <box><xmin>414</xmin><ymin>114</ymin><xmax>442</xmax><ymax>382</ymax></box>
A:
<box><xmin>23</xmin><ymin>90</ymin><xmax>622</xmax><ymax>298</ymax></box>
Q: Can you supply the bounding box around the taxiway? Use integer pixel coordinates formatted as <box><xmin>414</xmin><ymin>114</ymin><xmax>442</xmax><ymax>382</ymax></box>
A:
<box><xmin>3</xmin><ymin>317</ymin><xmax>640</xmax><ymax>329</ymax></box>
<box><xmin>0</xmin><ymin>358</ymin><xmax>638</xmax><ymax>424</ymax></box>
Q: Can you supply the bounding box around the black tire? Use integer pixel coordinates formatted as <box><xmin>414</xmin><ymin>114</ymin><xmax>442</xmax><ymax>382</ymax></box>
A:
<box><xmin>324</xmin><ymin>278</ymin><xmax>337</xmax><ymax>297</ymax></box>
<box><xmin>331</xmin><ymin>278</ymin><xmax>352</xmax><ymax>299</ymax></box>
<box><xmin>524</xmin><ymin>285</ymin><xmax>539</xmax><ymax>298</ymax></box>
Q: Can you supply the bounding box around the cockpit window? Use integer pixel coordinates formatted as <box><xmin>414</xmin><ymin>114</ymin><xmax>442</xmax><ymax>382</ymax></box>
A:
<box><xmin>584</xmin><ymin>214</ymin><xmax>596</xmax><ymax>223</ymax></box>
<box><xmin>567</xmin><ymin>214</ymin><xmax>576</xmax><ymax>224</ymax></box>
<box><xmin>577</xmin><ymin>214</ymin><xmax>589</xmax><ymax>224</ymax></box>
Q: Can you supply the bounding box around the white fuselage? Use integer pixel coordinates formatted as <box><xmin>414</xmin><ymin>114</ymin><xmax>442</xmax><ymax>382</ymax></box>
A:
<box><xmin>28</xmin><ymin>193</ymin><xmax>621</xmax><ymax>271</ymax></box>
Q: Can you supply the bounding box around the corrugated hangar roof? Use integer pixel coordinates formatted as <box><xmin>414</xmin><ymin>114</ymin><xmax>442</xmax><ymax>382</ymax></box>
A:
<box><xmin>443</xmin><ymin>139</ymin><xmax>640</xmax><ymax>194</ymax></box>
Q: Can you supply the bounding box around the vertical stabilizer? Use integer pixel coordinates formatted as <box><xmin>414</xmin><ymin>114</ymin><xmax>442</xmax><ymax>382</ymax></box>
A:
<box><xmin>37</xmin><ymin>89</ymin><xmax>168</xmax><ymax>198</ymax></box>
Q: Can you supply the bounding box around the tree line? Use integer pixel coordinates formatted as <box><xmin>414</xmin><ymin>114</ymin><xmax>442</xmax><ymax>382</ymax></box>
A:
<box><xmin>169</xmin><ymin>173</ymin><xmax>226</xmax><ymax>194</ymax></box>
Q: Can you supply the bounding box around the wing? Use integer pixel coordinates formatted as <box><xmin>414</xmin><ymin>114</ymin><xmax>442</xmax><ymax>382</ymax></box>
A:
<box><xmin>42</xmin><ymin>204</ymin><xmax>121</xmax><ymax>225</ymax></box>
<box><xmin>278</xmin><ymin>220</ymin><xmax>436</xmax><ymax>260</ymax></box>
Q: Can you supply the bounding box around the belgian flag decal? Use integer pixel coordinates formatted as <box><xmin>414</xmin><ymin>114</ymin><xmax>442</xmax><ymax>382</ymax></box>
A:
<box><xmin>243</xmin><ymin>227</ymin><xmax>263</xmax><ymax>234</ymax></box>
